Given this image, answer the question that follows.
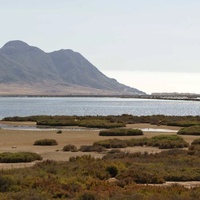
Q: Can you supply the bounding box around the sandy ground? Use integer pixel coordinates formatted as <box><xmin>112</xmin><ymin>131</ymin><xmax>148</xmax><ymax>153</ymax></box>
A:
<box><xmin>0</xmin><ymin>122</ymin><xmax>197</xmax><ymax>169</ymax></box>
<box><xmin>1</xmin><ymin>122</ymin><xmax>200</xmax><ymax>188</ymax></box>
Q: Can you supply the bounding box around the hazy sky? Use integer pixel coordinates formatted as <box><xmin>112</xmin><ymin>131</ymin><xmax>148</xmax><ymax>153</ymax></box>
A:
<box><xmin>1</xmin><ymin>0</ymin><xmax>200</xmax><ymax>94</ymax></box>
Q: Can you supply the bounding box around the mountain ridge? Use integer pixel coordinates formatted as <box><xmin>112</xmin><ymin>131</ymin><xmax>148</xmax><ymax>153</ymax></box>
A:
<box><xmin>0</xmin><ymin>40</ymin><xmax>145</xmax><ymax>95</ymax></box>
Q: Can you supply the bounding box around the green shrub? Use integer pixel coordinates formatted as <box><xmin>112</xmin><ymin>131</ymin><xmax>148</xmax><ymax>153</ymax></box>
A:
<box><xmin>146</xmin><ymin>135</ymin><xmax>189</xmax><ymax>149</ymax></box>
<box><xmin>0</xmin><ymin>176</ymin><xmax>15</xmax><ymax>192</ymax></box>
<box><xmin>37</xmin><ymin>119</ymin><xmax>78</xmax><ymax>126</ymax></box>
<box><xmin>94</xmin><ymin>135</ymin><xmax>188</xmax><ymax>149</ymax></box>
<box><xmin>34</xmin><ymin>139</ymin><xmax>58</xmax><ymax>146</ymax></box>
<box><xmin>177</xmin><ymin>126</ymin><xmax>200</xmax><ymax>135</ymax></box>
<box><xmin>106</xmin><ymin>165</ymin><xmax>119</xmax><ymax>177</ymax></box>
<box><xmin>1</xmin><ymin>149</ymin><xmax>200</xmax><ymax>198</ymax></box>
<box><xmin>99</xmin><ymin>128</ymin><xmax>143</xmax><ymax>136</ymax></box>
<box><xmin>56</xmin><ymin>130</ymin><xmax>62</xmax><ymax>134</ymax></box>
<box><xmin>79</xmin><ymin>145</ymin><xmax>106</xmax><ymax>152</ymax></box>
<box><xmin>94</xmin><ymin>139</ymin><xmax>128</xmax><ymax>148</ymax></box>
<box><xmin>188</xmin><ymin>145</ymin><xmax>200</xmax><ymax>155</ymax></box>
<box><xmin>63</xmin><ymin>144</ymin><xmax>78</xmax><ymax>152</ymax></box>
<box><xmin>125</xmin><ymin>137</ymin><xmax>148</xmax><ymax>147</ymax></box>
<box><xmin>3</xmin><ymin>115</ymin><xmax>200</xmax><ymax>128</ymax></box>
<box><xmin>79</xmin><ymin>119</ymin><xmax>125</xmax><ymax>129</ymax></box>
<box><xmin>188</xmin><ymin>140</ymin><xmax>200</xmax><ymax>155</ymax></box>
<box><xmin>166</xmin><ymin>121</ymin><xmax>199</xmax><ymax>127</ymax></box>
<box><xmin>191</xmin><ymin>139</ymin><xmax>200</xmax><ymax>145</ymax></box>
<box><xmin>35</xmin><ymin>116</ymin><xmax>125</xmax><ymax>129</ymax></box>
<box><xmin>107</xmin><ymin>149</ymin><xmax>122</xmax><ymax>154</ymax></box>
<box><xmin>117</xmin><ymin>167</ymin><xmax>165</xmax><ymax>184</ymax></box>
<box><xmin>7</xmin><ymin>190</ymin><xmax>50</xmax><ymax>200</ymax></box>
<box><xmin>78</xmin><ymin>191</ymin><xmax>97</xmax><ymax>200</ymax></box>
<box><xmin>0</xmin><ymin>152</ymin><xmax>42</xmax><ymax>163</ymax></box>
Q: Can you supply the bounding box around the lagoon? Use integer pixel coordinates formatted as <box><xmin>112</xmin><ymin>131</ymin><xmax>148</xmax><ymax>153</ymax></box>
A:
<box><xmin>0</xmin><ymin>97</ymin><xmax>200</xmax><ymax>119</ymax></box>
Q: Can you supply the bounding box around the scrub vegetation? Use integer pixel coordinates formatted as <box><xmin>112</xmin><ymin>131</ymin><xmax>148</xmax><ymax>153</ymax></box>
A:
<box><xmin>33</xmin><ymin>139</ymin><xmax>58</xmax><ymax>146</ymax></box>
<box><xmin>94</xmin><ymin>135</ymin><xmax>189</xmax><ymax>149</ymax></box>
<box><xmin>1</xmin><ymin>148</ymin><xmax>200</xmax><ymax>199</ymax></box>
<box><xmin>99</xmin><ymin>128</ymin><xmax>143</xmax><ymax>136</ymax></box>
<box><xmin>63</xmin><ymin>144</ymin><xmax>78</xmax><ymax>152</ymax></box>
<box><xmin>2</xmin><ymin>114</ymin><xmax>200</xmax><ymax>199</ymax></box>
<box><xmin>177</xmin><ymin>126</ymin><xmax>200</xmax><ymax>135</ymax></box>
<box><xmin>3</xmin><ymin>114</ymin><xmax>200</xmax><ymax>128</ymax></box>
<box><xmin>0</xmin><ymin>152</ymin><xmax>42</xmax><ymax>163</ymax></box>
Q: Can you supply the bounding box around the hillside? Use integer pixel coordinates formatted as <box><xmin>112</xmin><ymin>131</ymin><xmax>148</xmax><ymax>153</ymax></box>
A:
<box><xmin>0</xmin><ymin>40</ymin><xmax>145</xmax><ymax>95</ymax></box>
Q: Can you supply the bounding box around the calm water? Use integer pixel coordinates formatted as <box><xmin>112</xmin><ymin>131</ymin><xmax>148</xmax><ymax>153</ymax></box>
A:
<box><xmin>0</xmin><ymin>97</ymin><xmax>200</xmax><ymax>119</ymax></box>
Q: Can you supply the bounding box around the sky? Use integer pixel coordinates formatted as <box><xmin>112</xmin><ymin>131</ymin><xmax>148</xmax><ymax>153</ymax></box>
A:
<box><xmin>1</xmin><ymin>0</ymin><xmax>200</xmax><ymax>94</ymax></box>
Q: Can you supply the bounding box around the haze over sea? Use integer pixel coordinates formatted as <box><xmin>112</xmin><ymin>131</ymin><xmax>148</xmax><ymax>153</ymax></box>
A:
<box><xmin>1</xmin><ymin>97</ymin><xmax>200</xmax><ymax>120</ymax></box>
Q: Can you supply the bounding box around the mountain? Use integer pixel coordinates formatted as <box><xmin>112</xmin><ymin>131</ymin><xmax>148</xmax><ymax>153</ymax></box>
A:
<box><xmin>0</xmin><ymin>40</ymin><xmax>145</xmax><ymax>95</ymax></box>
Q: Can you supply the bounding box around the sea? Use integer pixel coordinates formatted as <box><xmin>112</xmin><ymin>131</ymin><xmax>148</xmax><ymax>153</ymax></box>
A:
<box><xmin>0</xmin><ymin>97</ymin><xmax>200</xmax><ymax>120</ymax></box>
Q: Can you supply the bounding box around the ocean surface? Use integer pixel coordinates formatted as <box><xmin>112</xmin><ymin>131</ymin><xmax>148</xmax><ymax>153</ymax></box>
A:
<box><xmin>0</xmin><ymin>97</ymin><xmax>200</xmax><ymax>119</ymax></box>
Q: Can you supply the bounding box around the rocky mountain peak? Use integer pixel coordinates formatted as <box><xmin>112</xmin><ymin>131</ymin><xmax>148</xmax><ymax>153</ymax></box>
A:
<box><xmin>0</xmin><ymin>40</ymin><xmax>145</xmax><ymax>95</ymax></box>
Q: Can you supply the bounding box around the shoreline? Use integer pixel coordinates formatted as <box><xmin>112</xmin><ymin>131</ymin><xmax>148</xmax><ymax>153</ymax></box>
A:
<box><xmin>0</xmin><ymin>95</ymin><xmax>200</xmax><ymax>102</ymax></box>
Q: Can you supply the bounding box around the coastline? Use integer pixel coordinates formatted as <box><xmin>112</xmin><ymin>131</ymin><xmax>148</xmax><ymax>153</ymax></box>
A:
<box><xmin>0</xmin><ymin>94</ymin><xmax>200</xmax><ymax>102</ymax></box>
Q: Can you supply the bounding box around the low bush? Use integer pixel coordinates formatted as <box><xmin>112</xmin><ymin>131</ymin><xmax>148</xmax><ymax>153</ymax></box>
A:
<box><xmin>99</xmin><ymin>128</ymin><xmax>143</xmax><ymax>136</ymax></box>
<box><xmin>1</xmin><ymin>149</ymin><xmax>200</xmax><ymax>198</ymax></box>
<box><xmin>0</xmin><ymin>176</ymin><xmax>15</xmax><ymax>192</ymax></box>
<box><xmin>37</xmin><ymin>119</ymin><xmax>78</xmax><ymax>126</ymax></box>
<box><xmin>191</xmin><ymin>139</ymin><xmax>200</xmax><ymax>145</ymax></box>
<box><xmin>94</xmin><ymin>139</ymin><xmax>128</xmax><ymax>148</ymax></box>
<box><xmin>78</xmin><ymin>191</ymin><xmax>98</xmax><ymax>200</ymax></box>
<box><xmin>79</xmin><ymin>119</ymin><xmax>125</xmax><ymax>129</ymax></box>
<box><xmin>125</xmin><ymin>137</ymin><xmax>148</xmax><ymax>147</ymax></box>
<box><xmin>166</xmin><ymin>121</ymin><xmax>199</xmax><ymax>127</ymax></box>
<box><xmin>0</xmin><ymin>152</ymin><xmax>42</xmax><ymax>163</ymax></box>
<box><xmin>188</xmin><ymin>139</ymin><xmax>200</xmax><ymax>155</ymax></box>
<box><xmin>3</xmin><ymin>114</ymin><xmax>200</xmax><ymax>128</ymax></box>
<box><xmin>36</xmin><ymin>117</ymin><xmax>125</xmax><ymax>129</ymax></box>
<box><xmin>177</xmin><ymin>126</ymin><xmax>200</xmax><ymax>135</ymax></box>
<box><xmin>34</xmin><ymin>139</ymin><xmax>58</xmax><ymax>146</ymax></box>
<box><xmin>107</xmin><ymin>149</ymin><xmax>122</xmax><ymax>154</ymax></box>
<box><xmin>188</xmin><ymin>145</ymin><xmax>200</xmax><ymax>155</ymax></box>
<box><xmin>146</xmin><ymin>135</ymin><xmax>189</xmax><ymax>149</ymax></box>
<box><xmin>79</xmin><ymin>145</ymin><xmax>106</xmax><ymax>152</ymax></box>
<box><xmin>56</xmin><ymin>130</ymin><xmax>62</xmax><ymax>134</ymax></box>
<box><xmin>63</xmin><ymin>144</ymin><xmax>78</xmax><ymax>152</ymax></box>
<box><xmin>117</xmin><ymin>167</ymin><xmax>165</xmax><ymax>184</ymax></box>
<box><xmin>106</xmin><ymin>165</ymin><xmax>119</xmax><ymax>177</ymax></box>
<box><xmin>94</xmin><ymin>135</ymin><xmax>188</xmax><ymax>149</ymax></box>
